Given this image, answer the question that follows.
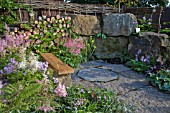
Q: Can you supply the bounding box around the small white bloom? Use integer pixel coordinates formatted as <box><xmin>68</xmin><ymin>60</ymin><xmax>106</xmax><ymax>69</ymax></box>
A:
<box><xmin>0</xmin><ymin>81</ymin><xmax>3</xmax><ymax>89</ymax></box>
<box><xmin>148</xmin><ymin>22</ymin><xmax>151</xmax><ymax>25</ymax></box>
<box><xmin>136</xmin><ymin>28</ymin><xmax>140</xmax><ymax>33</ymax></box>
<box><xmin>42</xmin><ymin>15</ymin><xmax>46</xmax><ymax>20</ymax></box>
<box><xmin>29</xmin><ymin>13</ymin><xmax>34</xmax><ymax>17</ymax></box>
<box><xmin>143</xmin><ymin>16</ymin><xmax>146</xmax><ymax>21</ymax></box>
<box><xmin>153</xmin><ymin>8</ymin><xmax>156</xmax><ymax>13</ymax></box>
<box><xmin>18</xmin><ymin>59</ymin><xmax>27</xmax><ymax>69</ymax></box>
<box><xmin>38</xmin><ymin>16</ymin><xmax>42</xmax><ymax>21</ymax></box>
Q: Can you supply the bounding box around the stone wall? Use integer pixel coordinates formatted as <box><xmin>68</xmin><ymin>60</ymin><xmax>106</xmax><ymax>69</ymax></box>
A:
<box><xmin>71</xmin><ymin>13</ymin><xmax>170</xmax><ymax>61</ymax></box>
<box><xmin>71</xmin><ymin>13</ymin><xmax>137</xmax><ymax>60</ymax></box>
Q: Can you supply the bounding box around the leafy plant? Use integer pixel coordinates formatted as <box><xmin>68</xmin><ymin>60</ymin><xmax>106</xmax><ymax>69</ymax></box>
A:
<box><xmin>0</xmin><ymin>0</ymin><xmax>32</xmax><ymax>34</ymax></box>
<box><xmin>147</xmin><ymin>69</ymin><xmax>170</xmax><ymax>92</ymax></box>
<box><xmin>96</xmin><ymin>33</ymin><xmax>107</xmax><ymax>39</ymax></box>
<box><xmin>120</xmin><ymin>48</ymin><xmax>130</xmax><ymax>64</ymax></box>
<box><xmin>54</xmin><ymin>85</ymin><xmax>134</xmax><ymax>113</ymax></box>
<box><xmin>127</xmin><ymin>59</ymin><xmax>151</xmax><ymax>73</ymax></box>
<box><xmin>160</xmin><ymin>22</ymin><xmax>170</xmax><ymax>35</ymax></box>
<box><xmin>138</xmin><ymin>17</ymin><xmax>156</xmax><ymax>32</ymax></box>
<box><xmin>8</xmin><ymin>16</ymin><xmax>95</xmax><ymax>68</ymax></box>
<box><xmin>128</xmin><ymin>48</ymin><xmax>170</xmax><ymax>92</ymax></box>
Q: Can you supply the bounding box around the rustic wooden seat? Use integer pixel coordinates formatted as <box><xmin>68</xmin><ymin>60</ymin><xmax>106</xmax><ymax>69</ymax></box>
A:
<box><xmin>41</xmin><ymin>53</ymin><xmax>74</xmax><ymax>86</ymax></box>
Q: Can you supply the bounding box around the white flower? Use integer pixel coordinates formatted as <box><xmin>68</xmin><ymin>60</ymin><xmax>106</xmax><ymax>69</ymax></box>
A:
<box><xmin>136</xmin><ymin>28</ymin><xmax>140</xmax><ymax>33</ymax></box>
<box><xmin>18</xmin><ymin>59</ymin><xmax>27</xmax><ymax>69</ymax></box>
<box><xmin>143</xmin><ymin>16</ymin><xmax>146</xmax><ymax>21</ymax></box>
<box><xmin>148</xmin><ymin>22</ymin><xmax>151</xmax><ymax>25</ymax></box>
<box><xmin>29</xmin><ymin>13</ymin><xmax>34</xmax><ymax>17</ymax></box>
<box><xmin>153</xmin><ymin>8</ymin><xmax>156</xmax><ymax>13</ymax></box>
<box><xmin>42</xmin><ymin>15</ymin><xmax>47</xmax><ymax>20</ymax></box>
<box><xmin>38</xmin><ymin>16</ymin><xmax>42</xmax><ymax>21</ymax></box>
<box><xmin>0</xmin><ymin>81</ymin><xmax>3</xmax><ymax>89</ymax></box>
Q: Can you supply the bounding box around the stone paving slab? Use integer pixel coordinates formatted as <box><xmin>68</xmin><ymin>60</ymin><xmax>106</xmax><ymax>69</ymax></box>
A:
<box><xmin>77</xmin><ymin>68</ymin><xmax>118</xmax><ymax>82</ymax></box>
<box><xmin>99</xmin><ymin>64</ymin><xmax>131</xmax><ymax>73</ymax></box>
<box><xmin>79</xmin><ymin>60</ymin><xmax>109</xmax><ymax>69</ymax></box>
<box><xmin>94</xmin><ymin>74</ymin><xmax>148</xmax><ymax>95</ymax></box>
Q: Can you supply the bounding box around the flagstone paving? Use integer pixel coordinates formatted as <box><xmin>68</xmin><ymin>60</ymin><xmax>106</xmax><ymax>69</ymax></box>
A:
<box><xmin>72</xmin><ymin>60</ymin><xmax>170</xmax><ymax>113</ymax></box>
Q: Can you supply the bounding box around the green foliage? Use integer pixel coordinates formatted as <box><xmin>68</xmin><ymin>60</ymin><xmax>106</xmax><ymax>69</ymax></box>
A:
<box><xmin>138</xmin><ymin>18</ymin><xmax>156</xmax><ymax>32</ymax></box>
<box><xmin>96</xmin><ymin>33</ymin><xmax>107</xmax><ymax>39</ymax></box>
<box><xmin>0</xmin><ymin>78</ymin><xmax>56</xmax><ymax>113</ymax></box>
<box><xmin>127</xmin><ymin>60</ymin><xmax>151</xmax><ymax>73</ymax></box>
<box><xmin>68</xmin><ymin>0</ymin><xmax>140</xmax><ymax>7</ymax></box>
<box><xmin>54</xmin><ymin>85</ymin><xmax>134</xmax><ymax>113</ymax></box>
<box><xmin>120</xmin><ymin>49</ymin><xmax>130</xmax><ymax>63</ymax></box>
<box><xmin>160</xmin><ymin>22</ymin><xmax>170</xmax><ymax>34</ymax></box>
<box><xmin>84</xmin><ymin>36</ymin><xmax>96</xmax><ymax>60</ymax></box>
<box><xmin>1</xmin><ymin>81</ymin><xmax>42</xmax><ymax>112</ymax></box>
<box><xmin>13</xmin><ymin>16</ymin><xmax>95</xmax><ymax>68</ymax></box>
<box><xmin>0</xmin><ymin>83</ymin><xmax>133</xmax><ymax>112</ymax></box>
<box><xmin>0</xmin><ymin>0</ymin><xmax>20</xmax><ymax>34</ymax></box>
<box><xmin>147</xmin><ymin>70</ymin><xmax>170</xmax><ymax>92</ymax></box>
<box><xmin>68</xmin><ymin>0</ymin><xmax>169</xmax><ymax>7</ymax></box>
<box><xmin>139</xmin><ymin>0</ymin><xmax>169</xmax><ymax>7</ymax></box>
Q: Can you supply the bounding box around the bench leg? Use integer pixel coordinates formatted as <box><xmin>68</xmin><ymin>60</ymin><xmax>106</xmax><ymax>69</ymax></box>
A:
<box><xmin>53</xmin><ymin>72</ymin><xmax>72</xmax><ymax>87</ymax></box>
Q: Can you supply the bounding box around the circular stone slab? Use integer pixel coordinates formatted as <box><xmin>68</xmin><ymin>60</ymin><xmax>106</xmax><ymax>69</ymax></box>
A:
<box><xmin>78</xmin><ymin>68</ymin><xmax>118</xmax><ymax>82</ymax></box>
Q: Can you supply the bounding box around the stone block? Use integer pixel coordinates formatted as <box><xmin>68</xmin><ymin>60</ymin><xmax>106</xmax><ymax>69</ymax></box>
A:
<box><xmin>95</xmin><ymin>37</ymin><xmax>129</xmax><ymax>59</ymax></box>
<box><xmin>128</xmin><ymin>32</ymin><xmax>169</xmax><ymax>58</ymax></box>
<box><xmin>72</xmin><ymin>15</ymin><xmax>101</xmax><ymax>35</ymax></box>
<box><xmin>103</xmin><ymin>13</ymin><xmax>137</xmax><ymax>36</ymax></box>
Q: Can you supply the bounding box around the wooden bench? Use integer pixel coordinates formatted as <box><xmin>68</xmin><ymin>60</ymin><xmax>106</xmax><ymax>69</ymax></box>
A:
<box><xmin>41</xmin><ymin>53</ymin><xmax>74</xmax><ymax>86</ymax></box>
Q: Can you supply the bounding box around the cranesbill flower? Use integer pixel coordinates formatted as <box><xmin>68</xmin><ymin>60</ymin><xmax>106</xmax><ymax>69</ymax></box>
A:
<box><xmin>4</xmin><ymin>61</ymin><xmax>17</xmax><ymax>75</ymax></box>
<box><xmin>0</xmin><ymin>70</ymin><xmax>3</xmax><ymax>74</ymax></box>
<box><xmin>80</xmin><ymin>89</ymin><xmax>85</xmax><ymax>93</ymax></box>
<box><xmin>54</xmin><ymin>82</ymin><xmax>67</xmax><ymax>97</ymax></box>
<box><xmin>0</xmin><ymin>81</ymin><xmax>3</xmax><ymax>94</ymax></box>
<box><xmin>38</xmin><ymin>62</ymin><xmax>48</xmax><ymax>72</ymax></box>
<box><xmin>137</xmin><ymin>49</ymin><xmax>141</xmax><ymax>55</ymax></box>
<box><xmin>53</xmin><ymin>77</ymin><xmax>58</xmax><ymax>84</ymax></box>
<box><xmin>10</xmin><ymin>58</ymin><xmax>18</xmax><ymax>65</ymax></box>
<box><xmin>38</xmin><ymin>104</ymin><xmax>54</xmax><ymax>113</ymax></box>
<box><xmin>140</xmin><ymin>56</ymin><xmax>144</xmax><ymax>62</ymax></box>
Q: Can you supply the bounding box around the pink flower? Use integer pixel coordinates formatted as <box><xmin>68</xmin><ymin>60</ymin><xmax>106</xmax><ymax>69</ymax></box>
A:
<box><xmin>24</xmin><ymin>39</ymin><xmax>32</xmax><ymax>48</ymax></box>
<box><xmin>5</xmin><ymin>23</ymin><xmax>10</xmax><ymax>32</ymax></box>
<box><xmin>35</xmin><ymin>39</ymin><xmax>42</xmax><ymax>44</ymax></box>
<box><xmin>63</xmin><ymin>38</ymin><xmax>84</xmax><ymax>55</ymax></box>
<box><xmin>6</xmin><ymin>33</ymin><xmax>13</xmax><ymax>46</ymax></box>
<box><xmin>15</xmin><ymin>34</ymin><xmax>24</xmax><ymax>46</ymax></box>
<box><xmin>38</xmin><ymin>105</ymin><xmax>54</xmax><ymax>113</ymax></box>
<box><xmin>54</xmin><ymin>82</ymin><xmax>67</xmax><ymax>97</ymax></box>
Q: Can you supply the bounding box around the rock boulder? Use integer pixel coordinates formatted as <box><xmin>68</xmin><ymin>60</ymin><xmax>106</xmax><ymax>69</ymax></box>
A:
<box><xmin>128</xmin><ymin>32</ymin><xmax>169</xmax><ymax>57</ymax></box>
<box><xmin>103</xmin><ymin>13</ymin><xmax>137</xmax><ymax>36</ymax></box>
<box><xmin>72</xmin><ymin>15</ymin><xmax>101</xmax><ymax>36</ymax></box>
<box><xmin>95</xmin><ymin>37</ymin><xmax>129</xmax><ymax>59</ymax></box>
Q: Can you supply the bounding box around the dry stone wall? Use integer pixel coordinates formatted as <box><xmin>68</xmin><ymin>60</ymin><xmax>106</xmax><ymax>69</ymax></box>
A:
<box><xmin>71</xmin><ymin>13</ymin><xmax>169</xmax><ymax>60</ymax></box>
<box><xmin>71</xmin><ymin>13</ymin><xmax>137</xmax><ymax>59</ymax></box>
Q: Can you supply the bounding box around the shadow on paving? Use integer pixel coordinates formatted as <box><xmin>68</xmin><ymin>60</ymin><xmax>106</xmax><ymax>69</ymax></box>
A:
<box><xmin>72</xmin><ymin>60</ymin><xmax>170</xmax><ymax>113</ymax></box>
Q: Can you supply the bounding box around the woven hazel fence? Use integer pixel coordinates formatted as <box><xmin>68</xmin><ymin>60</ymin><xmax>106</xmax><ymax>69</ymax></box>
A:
<box><xmin>15</xmin><ymin>0</ymin><xmax>118</xmax><ymax>14</ymax></box>
<box><xmin>13</xmin><ymin>0</ymin><xmax>165</xmax><ymax>32</ymax></box>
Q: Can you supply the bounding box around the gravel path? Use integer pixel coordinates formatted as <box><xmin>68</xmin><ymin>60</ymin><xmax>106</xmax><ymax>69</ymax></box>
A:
<box><xmin>71</xmin><ymin>60</ymin><xmax>170</xmax><ymax>113</ymax></box>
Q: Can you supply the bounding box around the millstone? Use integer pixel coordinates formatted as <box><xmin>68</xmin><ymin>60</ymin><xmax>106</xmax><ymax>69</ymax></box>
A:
<box><xmin>78</xmin><ymin>68</ymin><xmax>118</xmax><ymax>82</ymax></box>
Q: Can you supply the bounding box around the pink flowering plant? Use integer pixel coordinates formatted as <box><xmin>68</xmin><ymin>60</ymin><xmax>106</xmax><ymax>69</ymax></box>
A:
<box><xmin>13</xmin><ymin>16</ymin><xmax>95</xmax><ymax>68</ymax></box>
